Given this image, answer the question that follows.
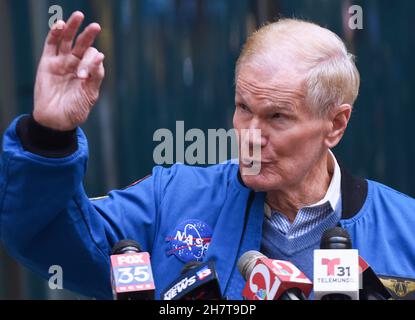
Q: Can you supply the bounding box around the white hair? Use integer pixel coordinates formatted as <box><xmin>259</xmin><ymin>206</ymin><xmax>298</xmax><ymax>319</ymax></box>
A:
<box><xmin>236</xmin><ymin>18</ymin><xmax>360</xmax><ymax>115</ymax></box>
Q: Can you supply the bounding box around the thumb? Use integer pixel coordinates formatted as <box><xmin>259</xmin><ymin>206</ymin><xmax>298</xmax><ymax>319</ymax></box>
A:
<box><xmin>76</xmin><ymin>48</ymin><xmax>105</xmax><ymax>88</ymax></box>
<box><xmin>88</xmin><ymin>53</ymin><xmax>105</xmax><ymax>90</ymax></box>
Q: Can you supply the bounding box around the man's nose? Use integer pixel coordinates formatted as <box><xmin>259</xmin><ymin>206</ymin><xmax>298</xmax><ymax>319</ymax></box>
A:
<box><xmin>248</xmin><ymin>119</ymin><xmax>267</xmax><ymax>148</ymax></box>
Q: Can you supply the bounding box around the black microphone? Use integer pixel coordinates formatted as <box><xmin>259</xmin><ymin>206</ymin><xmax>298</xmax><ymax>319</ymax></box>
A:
<box><xmin>320</xmin><ymin>227</ymin><xmax>352</xmax><ymax>250</ymax></box>
<box><xmin>162</xmin><ymin>261</ymin><xmax>223</xmax><ymax>300</ymax></box>
<box><xmin>110</xmin><ymin>239</ymin><xmax>155</xmax><ymax>300</ymax></box>
<box><xmin>321</xmin><ymin>227</ymin><xmax>391</xmax><ymax>300</ymax></box>
<box><xmin>314</xmin><ymin>227</ymin><xmax>359</xmax><ymax>300</ymax></box>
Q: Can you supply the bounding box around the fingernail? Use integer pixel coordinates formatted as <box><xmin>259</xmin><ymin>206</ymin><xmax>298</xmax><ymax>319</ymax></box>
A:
<box><xmin>52</xmin><ymin>20</ymin><xmax>64</xmax><ymax>31</ymax></box>
<box><xmin>78</xmin><ymin>69</ymin><xmax>88</xmax><ymax>78</ymax></box>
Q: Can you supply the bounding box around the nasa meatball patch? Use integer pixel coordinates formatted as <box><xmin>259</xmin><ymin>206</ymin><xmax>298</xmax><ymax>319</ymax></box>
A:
<box><xmin>166</xmin><ymin>219</ymin><xmax>213</xmax><ymax>263</ymax></box>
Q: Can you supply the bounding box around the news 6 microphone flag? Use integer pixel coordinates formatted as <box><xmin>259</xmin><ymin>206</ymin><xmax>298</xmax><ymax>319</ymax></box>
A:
<box><xmin>162</xmin><ymin>261</ymin><xmax>222</xmax><ymax>300</ymax></box>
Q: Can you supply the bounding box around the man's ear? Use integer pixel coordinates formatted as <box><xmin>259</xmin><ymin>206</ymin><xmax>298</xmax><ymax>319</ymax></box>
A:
<box><xmin>324</xmin><ymin>104</ymin><xmax>352</xmax><ymax>148</ymax></box>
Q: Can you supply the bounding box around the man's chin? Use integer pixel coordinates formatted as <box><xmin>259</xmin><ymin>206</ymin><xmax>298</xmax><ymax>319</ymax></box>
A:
<box><xmin>240</xmin><ymin>173</ymin><xmax>278</xmax><ymax>192</ymax></box>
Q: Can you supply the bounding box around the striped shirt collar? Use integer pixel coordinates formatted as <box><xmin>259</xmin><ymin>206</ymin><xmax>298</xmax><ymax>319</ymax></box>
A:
<box><xmin>264</xmin><ymin>150</ymin><xmax>341</xmax><ymax>219</ymax></box>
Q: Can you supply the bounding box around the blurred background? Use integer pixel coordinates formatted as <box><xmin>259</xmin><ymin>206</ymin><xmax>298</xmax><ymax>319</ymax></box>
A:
<box><xmin>0</xmin><ymin>0</ymin><xmax>414</xmax><ymax>299</ymax></box>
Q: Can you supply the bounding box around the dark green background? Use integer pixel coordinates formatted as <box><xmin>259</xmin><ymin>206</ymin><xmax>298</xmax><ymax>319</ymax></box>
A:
<box><xmin>0</xmin><ymin>0</ymin><xmax>414</xmax><ymax>299</ymax></box>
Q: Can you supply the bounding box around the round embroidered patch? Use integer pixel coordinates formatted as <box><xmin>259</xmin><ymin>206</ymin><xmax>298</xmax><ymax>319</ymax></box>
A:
<box><xmin>166</xmin><ymin>219</ymin><xmax>213</xmax><ymax>263</ymax></box>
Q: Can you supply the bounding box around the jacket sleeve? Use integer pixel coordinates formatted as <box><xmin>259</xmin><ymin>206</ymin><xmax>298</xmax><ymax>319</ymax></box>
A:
<box><xmin>0</xmin><ymin>115</ymin><xmax>165</xmax><ymax>299</ymax></box>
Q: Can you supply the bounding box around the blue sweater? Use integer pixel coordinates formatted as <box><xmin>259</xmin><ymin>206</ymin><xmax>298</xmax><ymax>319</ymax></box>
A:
<box><xmin>261</xmin><ymin>210</ymin><xmax>341</xmax><ymax>282</ymax></box>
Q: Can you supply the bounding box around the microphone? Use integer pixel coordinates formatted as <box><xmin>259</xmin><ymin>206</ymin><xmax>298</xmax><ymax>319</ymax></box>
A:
<box><xmin>359</xmin><ymin>256</ymin><xmax>391</xmax><ymax>300</ymax></box>
<box><xmin>162</xmin><ymin>261</ymin><xmax>223</xmax><ymax>300</ymax></box>
<box><xmin>313</xmin><ymin>227</ymin><xmax>359</xmax><ymax>300</ymax></box>
<box><xmin>238</xmin><ymin>251</ymin><xmax>313</xmax><ymax>300</ymax></box>
<box><xmin>110</xmin><ymin>239</ymin><xmax>155</xmax><ymax>300</ymax></box>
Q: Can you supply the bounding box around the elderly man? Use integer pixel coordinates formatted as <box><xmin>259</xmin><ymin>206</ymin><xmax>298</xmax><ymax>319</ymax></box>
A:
<box><xmin>0</xmin><ymin>11</ymin><xmax>414</xmax><ymax>300</ymax></box>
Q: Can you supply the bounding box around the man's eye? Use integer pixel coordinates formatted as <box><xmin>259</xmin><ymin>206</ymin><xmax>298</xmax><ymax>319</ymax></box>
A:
<box><xmin>239</xmin><ymin>104</ymin><xmax>250</xmax><ymax>112</ymax></box>
<box><xmin>273</xmin><ymin>113</ymin><xmax>282</xmax><ymax>119</ymax></box>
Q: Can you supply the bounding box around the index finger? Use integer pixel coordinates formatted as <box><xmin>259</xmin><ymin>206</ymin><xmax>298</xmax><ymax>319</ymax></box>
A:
<box><xmin>72</xmin><ymin>23</ymin><xmax>102</xmax><ymax>59</ymax></box>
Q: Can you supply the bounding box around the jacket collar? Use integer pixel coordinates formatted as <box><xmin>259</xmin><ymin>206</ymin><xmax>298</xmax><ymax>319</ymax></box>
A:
<box><xmin>339</xmin><ymin>162</ymin><xmax>368</xmax><ymax>219</ymax></box>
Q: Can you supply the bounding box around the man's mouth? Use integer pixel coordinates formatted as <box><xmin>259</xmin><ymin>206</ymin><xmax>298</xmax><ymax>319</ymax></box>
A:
<box><xmin>241</xmin><ymin>158</ymin><xmax>268</xmax><ymax>166</ymax></box>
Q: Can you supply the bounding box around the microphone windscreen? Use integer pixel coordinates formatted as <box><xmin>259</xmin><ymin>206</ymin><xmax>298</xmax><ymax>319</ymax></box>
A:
<box><xmin>320</xmin><ymin>227</ymin><xmax>352</xmax><ymax>249</ymax></box>
<box><xmin>181</xmin><ymin>261</ymin><xmax>203</xmax><ymax>275</ymax></box>
<box><xmin>237</xmin><ymin>250</ymin><xmax>266</xmax><ymax>280</ymax></box>
<box><xmin>111</xmin><ymin>239</ymin><xmax>142</xmax><ymax>255</ymax></box>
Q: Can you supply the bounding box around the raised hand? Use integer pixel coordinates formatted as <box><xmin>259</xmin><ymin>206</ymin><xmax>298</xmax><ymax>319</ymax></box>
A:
<box><xmin>33</xmin><ymin>11</ymin><xmax>105</xmax><ymax>131</ymax></box>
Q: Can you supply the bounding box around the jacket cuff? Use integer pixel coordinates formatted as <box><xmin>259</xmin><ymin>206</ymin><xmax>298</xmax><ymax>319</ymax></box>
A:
<box><xmin>16</xmin><ymin>114</ymin><xmax>78</xmax><ymax>158</ymax></box>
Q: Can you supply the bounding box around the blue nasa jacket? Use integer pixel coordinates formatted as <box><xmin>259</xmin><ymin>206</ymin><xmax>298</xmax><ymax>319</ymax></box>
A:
<box><xmin>1</xmin><ymin>115</ymin><xmax>415</xmax><ymax>299</ymax></box>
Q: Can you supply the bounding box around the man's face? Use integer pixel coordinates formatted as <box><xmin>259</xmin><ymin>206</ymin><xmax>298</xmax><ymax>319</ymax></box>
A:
<box><xmin>233</xmin><ymin>63</ymin><xmax>332</xmax><ymax>192</ymax></box>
